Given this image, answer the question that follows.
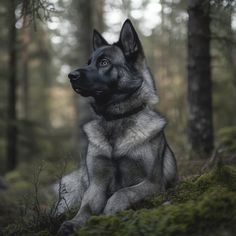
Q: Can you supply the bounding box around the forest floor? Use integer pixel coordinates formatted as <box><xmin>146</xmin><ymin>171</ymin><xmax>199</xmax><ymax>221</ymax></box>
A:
<box><xmin>1</xmin><ymin>159</ymin><xmax>236</xmax><ymax>236</ymax></box>
<box><xmin>1</xmin><ymin>126</ymin><xmax>236</xmax><ymax>236</ymax></box>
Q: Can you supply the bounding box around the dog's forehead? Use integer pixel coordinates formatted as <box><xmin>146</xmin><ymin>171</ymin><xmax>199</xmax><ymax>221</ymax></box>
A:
<box><xmin>91</xmin><ymin>45</ymin><xmax>125</xmax><ymax>62</ymax></box>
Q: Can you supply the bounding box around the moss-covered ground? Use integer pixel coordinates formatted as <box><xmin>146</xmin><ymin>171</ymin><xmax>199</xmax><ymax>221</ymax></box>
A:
<box><xmin>1</xmin><ymin>163</ymin><xmax>236</xmax><ymax>236</ymax></box>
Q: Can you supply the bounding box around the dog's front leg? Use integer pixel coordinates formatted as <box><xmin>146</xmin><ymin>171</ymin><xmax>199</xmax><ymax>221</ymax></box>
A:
<box><xmin>57</xmin><ymin>154</ymin><xmax>113</xmax><ymax>236</ymax></box>
<box><xmin>103</xmin><ymin>179</ymin><xmax>159</xmax><ymax>215</ymax></box>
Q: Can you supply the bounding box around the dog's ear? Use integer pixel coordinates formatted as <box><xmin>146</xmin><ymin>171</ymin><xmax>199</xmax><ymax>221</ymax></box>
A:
<box><xmin>93</xmin><ymin>30</ymin><xmax>108</xmax><ymax>50</ymax></box>
<box><xmin>118</xmin><ymin>19</ymin><xmax>144</xmax><ymax>57</ymax></box>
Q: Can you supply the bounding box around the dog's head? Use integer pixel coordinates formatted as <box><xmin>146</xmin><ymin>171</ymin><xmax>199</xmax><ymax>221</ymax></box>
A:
<box><xmin>68</xmin><ymin>19</ymin><xmax>146</xmax><ymax>103</ymax></box>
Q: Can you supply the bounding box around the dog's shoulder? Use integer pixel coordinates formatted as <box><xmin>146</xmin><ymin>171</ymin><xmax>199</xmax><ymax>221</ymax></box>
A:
<box><xmin>133</xmin><ymin>109</ymin><xmax>167</xmax><ymax>138</ymax></box>
<box><xmin>83</xmin><ymin>109</ymin><xmax>167</xmax><ymax>155</ymax></box>
<box><xmin>115</xmin><ymin>109</ymin><xmax>167</xmax><ymax>154</ymax></box>
<box><xmin>83</xmin><ymin>120</ymin><xmax>112</xmax><ymax>155</ymax></box>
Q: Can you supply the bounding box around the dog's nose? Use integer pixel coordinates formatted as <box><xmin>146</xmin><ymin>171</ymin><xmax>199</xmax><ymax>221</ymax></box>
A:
<box><xmin>68</xmin><ymin>70</ymin><xmax>80</xmax><ymax>81</ymax></box>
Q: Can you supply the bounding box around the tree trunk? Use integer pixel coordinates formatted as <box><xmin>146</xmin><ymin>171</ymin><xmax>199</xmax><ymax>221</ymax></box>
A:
<box><xmin>94</xmin><ymin>0</ymin><xmax>105</xmax><ymax>32</ymax></box>
<box><xmin>6</xmin><ymin>0</ymin><xmax>18</xmax><ymax>171</ymax></box>
<box><xmin>72</xmin><ymin>0</ymin><xmax>104</xmax><ymax>157</ymax></box>
<box><xmin>21</xmin><ymin>15</ymin><xmax>30</xmax><ymax>119</ymax></box>
<box><xmin>224</xmin><ymin>6</ymin><xmax>236</xmax><ymax>91</ymax></box>
<box><xmin>187</xmin><ymin>0</ymin><xmax>214</xmax><ymax>156</ymax></box>
<box><xmin>71</xmin><ymin>0</ymin><xmax>93</xmax><ymax>157</ymax></box>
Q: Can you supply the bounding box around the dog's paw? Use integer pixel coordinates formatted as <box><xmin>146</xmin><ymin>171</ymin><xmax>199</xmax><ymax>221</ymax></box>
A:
<box><xmin>103</xmin><ymin>191</ymin><xmax>130</xmax><ymax>215</ymax></box>
<box><xmin>57</xmin><ymin>220</ymin><xmax>77</xmax><ymax>236</ymax></box>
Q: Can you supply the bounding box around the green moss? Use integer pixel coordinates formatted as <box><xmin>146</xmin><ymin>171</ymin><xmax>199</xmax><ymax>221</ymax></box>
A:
<box><xmin>32</xmin><ymin>230</ymin><xmax>53</xmax><ymax>236</ymax></box>
<box><xmin>3</xmin><ymin>224</ymin><xmax>53</xmax><ymax>236</ymax></box>
<box><xmin>2</xmin><ymin>212</ymin><xmax>63</xmax><ymax>236</ymax></box>
<box><xmin>0</xmin><ymin>193</ymin><xmax>18</xmax><ymax>228</ymax></box>
<box><xmin>75</xmin><ymin>164</ymin><xmax>236</xmax><ymax>236</ymax></box>
<box><xmin>76</xmin><ymin>187</ymin><xmax>236</xmax><ymax>236</ymax></box>
<box><xmin>2</xmin><ymin>164</ymin><xmax>236</xmax><ymax>236</ymax></box>
<box><xmin>217</xmin><ymin>126</ymin><xmax>236</xmax><ymax>153</ymax></box>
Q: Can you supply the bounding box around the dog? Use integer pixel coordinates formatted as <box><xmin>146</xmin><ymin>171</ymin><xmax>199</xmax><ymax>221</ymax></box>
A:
<box><xmin>56</xmin><ymin>19</ymin><xmax>177</xmax><ymax>236</ymax></box>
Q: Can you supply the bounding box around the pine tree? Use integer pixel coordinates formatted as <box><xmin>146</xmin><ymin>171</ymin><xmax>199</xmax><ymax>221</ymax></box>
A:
<box><xmin>187</xmin><ymin>0</ymin><xmax>214</xmax><ymax>156</ymax></box>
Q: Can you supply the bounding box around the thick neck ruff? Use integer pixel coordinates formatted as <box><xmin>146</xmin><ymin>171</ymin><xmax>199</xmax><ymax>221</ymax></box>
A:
<box><xmin>83</xmin><ymin>108</ymin><xmax>166</xmax><ymax>156</ymax></box>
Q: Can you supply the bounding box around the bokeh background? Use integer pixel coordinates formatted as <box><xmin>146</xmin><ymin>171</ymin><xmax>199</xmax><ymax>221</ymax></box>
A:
<box><xmin>0</xmin><ymin>0</ymin><xmax>236</xmax><ymax>234</ymax></box>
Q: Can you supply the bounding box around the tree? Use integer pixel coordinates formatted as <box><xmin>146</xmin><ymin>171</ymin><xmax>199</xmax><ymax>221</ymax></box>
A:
<box><xmin>5</xmin><ymin>0</ymin><xmax>56</xmax><ymax>171</ymax></box>
<box><xmin>6</xmin><ymin>0</ymin><xmax>18</xmax><ymax>171</ymax></box>
<box><xmin>221</xmin><ymin>4</ymin><xmax>236</xmax><ymax>92</ymax></box>
<box><xmin>187</xmin><ymin>0</ymin><xmax>214</xmax><ymax>156</ymax></box>
<box><xmin>70</xmin><ymin>0</ymin><xmax>105</xmax><ymax>156</ymax></box>
<box><xmin>210</xmin><ymin>2</ymin><xmax>236</xmax><ymax>127</ymax></box>
<box><xmin>21</xmin><ymin>14</ymin><xmax>30</xmax><ymax>119</ymax></box>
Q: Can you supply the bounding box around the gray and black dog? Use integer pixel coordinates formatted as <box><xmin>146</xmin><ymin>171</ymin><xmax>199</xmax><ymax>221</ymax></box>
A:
<box><xmin>56</xmin><ymin>19</ymin><xmax>177</xmax><ymax>236</ymax></box>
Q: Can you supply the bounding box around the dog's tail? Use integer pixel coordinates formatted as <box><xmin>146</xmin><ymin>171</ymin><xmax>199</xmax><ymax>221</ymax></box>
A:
<box><xmin>51</xmin><ymin>168</ymin><xmax>88</xmax><ymax>215</ymax></box>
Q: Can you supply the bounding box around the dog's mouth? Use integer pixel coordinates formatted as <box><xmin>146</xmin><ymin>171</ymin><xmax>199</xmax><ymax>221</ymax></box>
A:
<box><xmin>72</xmin><ymin>83</ymin><xmax>107</xmax><ymax>97</ymax></box>
<box><xmin>72</xmin><ymin>86</ymin><xmax>92</xmax><ymax>97</ymax></box>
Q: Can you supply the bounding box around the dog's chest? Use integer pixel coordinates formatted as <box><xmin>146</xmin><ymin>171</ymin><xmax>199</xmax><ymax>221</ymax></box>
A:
<box><xmin>103</xmin><ymin>121</ymin><xmax>127</xmax><ymax>152</ymax></box>
<box><xmin>108</xmin><ymin>155</ymin><xmax>146</xmax><ymax>192</ymax></box>
<box><xmin>101</xmin><ymin>126</ymin><xmax>146</xmax><ymax>191</ymax></box>
<box><xmin>83</xmin><ymin>110</ymin><xmax>166</xmax><ymax>157</ymax></box>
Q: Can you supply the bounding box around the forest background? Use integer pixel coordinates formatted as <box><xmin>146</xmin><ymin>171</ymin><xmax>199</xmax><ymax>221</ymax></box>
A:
<box><xmin>0</xmin><ymin>0</ymin><xmax>236</xmax><ymax>235</ymax></box>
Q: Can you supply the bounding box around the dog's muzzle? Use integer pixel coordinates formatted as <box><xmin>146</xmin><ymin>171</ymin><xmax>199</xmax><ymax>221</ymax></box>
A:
<box><xmin>68</xmin><ymin>70</ymin><xmax>89</xmax><ymax>95</ymax></box>
<box><xmin>68</xmin><ymin>69</ymin><xmax>107</xmax><ymax>97</ymax></box>
<box><xmin>68</xmin><ymin>70</ymin><xmax>80</xmax><ymax>81</ymax></box>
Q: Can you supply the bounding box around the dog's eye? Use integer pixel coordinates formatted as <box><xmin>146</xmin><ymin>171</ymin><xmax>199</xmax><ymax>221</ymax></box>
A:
<box><xmin>99</xmin><ymin>58</ymin><xmax>110</xmax><ymax>67</ymax></box>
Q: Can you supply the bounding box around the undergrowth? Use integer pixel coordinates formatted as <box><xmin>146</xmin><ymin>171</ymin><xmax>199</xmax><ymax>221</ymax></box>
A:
<box><xmin>1</xmin><ymin>164</ymin><xmax>236</xmax><ymax>236</ymax></box>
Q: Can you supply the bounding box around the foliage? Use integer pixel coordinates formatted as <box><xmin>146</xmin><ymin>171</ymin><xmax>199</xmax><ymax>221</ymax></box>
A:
<box><xmin>1</xmin><ymin>164</ymin><xmax>236</xmax><ymax>236</ymax></box>
<box><xmin>20</xmin><ymin>0</ymin><xmax>57</xmax><ymax>29</ymax></box>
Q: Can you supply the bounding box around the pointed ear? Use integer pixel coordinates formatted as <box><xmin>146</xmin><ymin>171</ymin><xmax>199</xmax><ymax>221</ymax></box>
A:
<box><xmin>93</xmin><ymin>29</ymin><xmax>108</xmax><ymax>50</ymax></box>
<box><xmin>118</xmin><ymin>19</ymin><xmax>143</xmax><ymax>57</ymax></box>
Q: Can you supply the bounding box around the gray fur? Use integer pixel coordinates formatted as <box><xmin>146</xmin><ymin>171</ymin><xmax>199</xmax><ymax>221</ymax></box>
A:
<box><xmin>57</xmin><ymin>19</ymin><xmax>177</xmax><ymax>236</ymax></box>
<box><xmin>53</xmin><ymin>169</ymin><xmax>88</xmax><ymax>215</ymax></box>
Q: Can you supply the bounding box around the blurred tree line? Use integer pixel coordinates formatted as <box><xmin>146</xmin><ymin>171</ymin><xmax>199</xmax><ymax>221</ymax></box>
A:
<box><xmin>0</xmin><ymin>0</ymin><xmax>235</xmax><ymax>176</ymax></box>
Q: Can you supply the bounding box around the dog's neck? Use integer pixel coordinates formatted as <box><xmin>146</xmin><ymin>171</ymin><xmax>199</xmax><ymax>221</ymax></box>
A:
<box><xmin>91</xmin><ymin>92</ymin><xmax>145</xmax><ymax>121</ymax></box>
<box><xmin>90</xmin><ymin>79</ymin><xmax>158</xmax><ymax>121</ymax></box>
<box><xmin>95</xmin><ymin>103</ymin><xmax>146</xmax><ymax>121</ymax></box>
<box><xmin>83</xmin><ymin>107</ymin><xmax>167</xmax><ymax>156</ymax></box>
